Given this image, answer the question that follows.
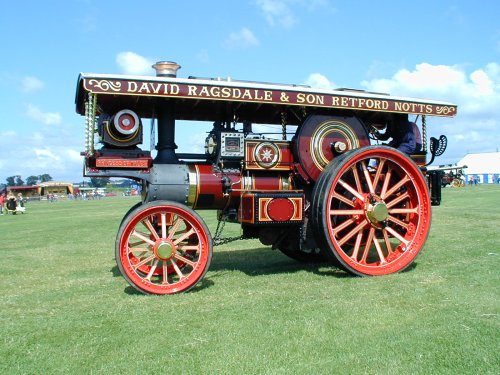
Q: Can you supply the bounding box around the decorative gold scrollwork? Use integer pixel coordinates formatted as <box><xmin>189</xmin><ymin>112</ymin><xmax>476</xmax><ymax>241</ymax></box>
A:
<box><xmin>88</xmin><ymin>79</ymin><xmax>122</xmax><ymax>92</ymax></box>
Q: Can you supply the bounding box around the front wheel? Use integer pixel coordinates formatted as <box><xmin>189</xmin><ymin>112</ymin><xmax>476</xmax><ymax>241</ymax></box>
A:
<box><xmin>116</xmin><ymin>201</ymin><xmax>212</xmax><ymax>295</ymax></box>
<box><xmin>312</xmin><ymin>146</ymin><xmax>431</xmax><ymax>276</ymax></box>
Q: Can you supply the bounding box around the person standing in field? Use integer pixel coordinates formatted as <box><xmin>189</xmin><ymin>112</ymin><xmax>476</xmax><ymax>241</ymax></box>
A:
<box><xmin>0</xmin><ymin>193</ymin><xmax>5</xmax><ymax>215</ymax></box>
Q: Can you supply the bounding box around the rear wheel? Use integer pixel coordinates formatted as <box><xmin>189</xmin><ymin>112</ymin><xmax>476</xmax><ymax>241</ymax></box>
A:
<box><xmin>312</xmin><ymin>146</ymin><xmax>431</xmax><ymax>276</ymax></box>
<box><xmin>116</xmin><ymin>201</ymin><xmax>212</xmax><ymax>294</ymax></box>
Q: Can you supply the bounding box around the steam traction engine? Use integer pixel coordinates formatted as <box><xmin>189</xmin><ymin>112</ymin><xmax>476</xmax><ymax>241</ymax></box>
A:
<box><xmin>75</xmin><ymin>61</ymin><xmax>457</xmax><ymax>295</ymax></box>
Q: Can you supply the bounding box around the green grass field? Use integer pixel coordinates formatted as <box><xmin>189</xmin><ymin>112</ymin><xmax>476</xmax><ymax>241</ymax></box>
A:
<box><xmin>1</xmin><ymin>186</ymin><xmax>499</xmax><ymax>374</ymax></box>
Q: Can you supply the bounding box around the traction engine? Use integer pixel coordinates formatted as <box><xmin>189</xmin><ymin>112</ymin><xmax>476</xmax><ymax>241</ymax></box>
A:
<box><xmin>75</xmin><ymin>61</ymin><xmax>457</xmax><ymax>294</ymax></box>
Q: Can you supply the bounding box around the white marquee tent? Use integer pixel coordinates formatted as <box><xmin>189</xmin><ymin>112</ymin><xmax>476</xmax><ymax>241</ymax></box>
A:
<box><xmin>457</xmin><ymin>152</ymin><xmax>500</xmax><ymax>184</ymax></box>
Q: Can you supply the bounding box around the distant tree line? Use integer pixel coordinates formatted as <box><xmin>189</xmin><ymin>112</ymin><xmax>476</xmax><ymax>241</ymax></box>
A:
<box><xmin>4</xmin><ymin>174</ymin><xmax>53</xmax><ymax>187</ymax></box>
<box><xmin>89</xmin><ymin>177</ymin><xmax>110</xmax><ymax>188</ymax></box>
<box><xmin>3</xmin><ymin>175</ymin><xmax>112</xmax><ymax>188</ymax></box>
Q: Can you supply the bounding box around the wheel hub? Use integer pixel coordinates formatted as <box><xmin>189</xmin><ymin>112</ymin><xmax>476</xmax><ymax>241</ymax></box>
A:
<box><xmin>155</xmin><ymin>241</ymin><xmax>175</xmax><ymax>260</ymax></box>
<box><xmin>366</xmin><ymin>196</ymin><xmax>388</xmax><ymax>225</ymax></box>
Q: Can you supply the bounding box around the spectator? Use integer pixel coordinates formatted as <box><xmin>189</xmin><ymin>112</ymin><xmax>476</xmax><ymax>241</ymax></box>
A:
<box><xmin>0</xmin><ymin>192</ymin><xmax>5</xmax><ymax>215</ymax></box>
<box><xmin>17</xmin><ymin>193</ymin><xmax>24</xmax><ymax>208</ymax></box>
<box><xmin>6</xmin><ymin>192</ymin><xmax>17</xmax><ymax>212</ymax></box>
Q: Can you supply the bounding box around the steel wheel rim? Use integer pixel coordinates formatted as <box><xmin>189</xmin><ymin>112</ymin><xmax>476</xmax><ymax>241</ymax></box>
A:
<box><xmin>118</xmin><ymin>203</ymin><xmax>211</xmax><ymax>294</ymax></box>
<box><xmin>324</xmin><ymin>148</ymin><xmax>430</xmax><ymax>275</ymax></box>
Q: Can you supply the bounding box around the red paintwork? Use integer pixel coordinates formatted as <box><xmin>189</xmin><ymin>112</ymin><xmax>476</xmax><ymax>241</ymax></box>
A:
<box><xmin>240</xmin><ymin>192</ymin><xmax>303</xmax><ymax>225</ymax></box>
<box><xmin>266</xmin><ymin>198</ymin><xmax>295</xmax><ymax>221</ymax></box>
<box><xmin>319</xmin><ymin>146</ymin><xmax>431</xmax><ymax>275</ymax></box>
<box><xmin>190</xmin><ymin>164</ymin><xmax>295</xmax><ymax>211</ymax></box>
<box><xmin>244</xmin><ymin>140</ymin><xmax>293</xmax><ymax>171</ymax></box>
<box><xmin>190</xmin><ymin>164</ymin><xmax>241</xmax><ymax>209</ymax></box>
<box><xmin>295</xmin><ymin>115</ymin><xmax>370</xmax><ymax>181</ymax></box>
<box><xmin>117</xmin><ymin>202</ymin><xmax>211</xmax><ymax>295</ymax></box>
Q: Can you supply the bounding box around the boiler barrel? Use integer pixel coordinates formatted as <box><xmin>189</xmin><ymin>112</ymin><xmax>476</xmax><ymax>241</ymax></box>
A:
<box><xmin>186</xmin><ymin>164</ymin><xmax>295</xmax><ymax>210</ymax></box>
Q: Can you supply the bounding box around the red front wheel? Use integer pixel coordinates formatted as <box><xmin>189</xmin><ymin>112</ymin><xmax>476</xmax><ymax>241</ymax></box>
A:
<box><xmin>312</xmin><ymin>146</ymin><xmax>431</xmax><ymax>276</ymax></box>
<box><xmin>116</xmin><ymin>201</ymin><xmax>212</xmax><ymax>294</ymax></box>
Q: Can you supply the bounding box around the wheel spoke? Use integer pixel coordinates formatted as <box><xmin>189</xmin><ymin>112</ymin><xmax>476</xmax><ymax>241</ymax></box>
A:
<box><xmin>175</xmin><ymin>253</ymin><xmax>196</xmax><ymax>267</ymax></box>
<box><xmin>350</xmin><ymin>231</ymin><xmax>364</xmax><ymax>261</ymax></box>
<box><xmin>389</xmin><ymin>207</ymin><xmax>419</xmax><ymax>214</ymax></box>
<box><xmin>387</xmin><ymin>215</ymin><xmax>409</xmax><ymax>229</ymax></box>
<box><xmin>129</xmin><ymin>240</ymin><xmax>146</xmax><ymax>247</ymax></box>
<box><xmin>372</xmin><ymin>159</ymin><xmax>385</xmax><ymax>191</ymax></box>
<box><xmin>173</xmin><ymin>228</ymin><xmax>196</xmax><ymax>245</ymax></box>
<box><xmin>142</xmin><ymin>218</ymin><xmax>159</xmax><ymax>241</ymax></box>
<box><xmin>170</xmin><ymin>259</ymin><xmax>185</xmax><ymax>279</ymax></box>
<box><xmin>128</xmin><ymin>247</ymin><xmax>149</xmax><ymax>257</ymax></box>
<box><xmin>177</xmin><ymin>245</ymin><xmax>199</xmax><ymax>251</ymax></box>
<box><xmin>380</xmin><ymin>166</ymin><xmax>392</xmax><ymax>199</ymax></box>
<box><xmin>337</xmin><ymin>219</ymin><xmax>368</xmax><ymax>246</ymax></box>
<box><xmin>332</xmin><ymin>217</ymin><xmax>357</xmax><ymax>234</ymax></box>
<box><xmin>361</xmin><ymin>160</ymin><xmax>375</xmax><ymax>194</ymax></box>
<box><xmin>161</xmin><ymin>213</ymin><xmax>167</xmax><ymax>239</ymax></box>
<box><xmin>351</xmin><ymin>165</ymin><xmax>362</xmax><ymax>194</ymax></box>
<box><xmin>333</xmin><ymin>192</ymin><xmax>355</xmax><ymax>207</ymax></box>
<box><xmin>385</xmin><ymin>226</ymin><xmax>409</xmax><ymax>248</ymax></box>
<box><xmin>330</xmin><ymin>209</ymin><xmax>365</xmax><ymax>216</ymax></box>
<box><xmin>338</xmin><ymin>178</ymin><xmax>365</xmax><ymax>202</ymax></box>
<box><xmin>360</xmin><ymin>227</ymin><xmax>375</xmax><ymax>263</ymax></box>
<box><xmin>373</xmin><ymin>235</ymin><xmax>387</xmax><ymax>264</ymax></box>
<box><xmin>382</xmin><ymin>228</ymin><xmax>394</xmax><ymax>255</ymax></box>
<box><xmin>132</xmin><ymin>254</ymin><xmax>156</xmax><ymax>270</ymax></box>
<box><xmin>131</xmin><ymin>230</ymin><xmax>155</xmax><ymax>246</ymax></box>
<box><xmin>385</xmin><ymin>191</ymin><xmax>410</xmax><ymax>209</ymax></box>
<box><xmin>167</xmin><ymin>217</ymin><xmax>182</xmax><ymax>239</ymax></box>
<box><xmin>162</xmin><ymin>261</ymin><xmax>170</xmax><ymax>285</ymax></box>
<box><xmin>383</xmin><ymin>175</ymin><xmax>410</xmax><ymax>199</ymax></box>
<box><xmin>145</xmin><ymin>259</ymin><xmax>159</xmax><ymax>281</ymax></box>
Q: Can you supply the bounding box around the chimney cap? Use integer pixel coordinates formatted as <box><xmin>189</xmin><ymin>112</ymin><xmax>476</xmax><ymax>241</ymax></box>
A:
<box><xmin>152</xmin><ymin>61</ymin><xmax>181</xmax><ymax>77</ymax></box>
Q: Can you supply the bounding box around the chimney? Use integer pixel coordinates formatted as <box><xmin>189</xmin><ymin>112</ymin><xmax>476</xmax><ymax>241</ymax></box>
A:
<box><xmin>152</xmin><ymin>61</ymin><xmax>181</xmax><ymax>77</ymax></box>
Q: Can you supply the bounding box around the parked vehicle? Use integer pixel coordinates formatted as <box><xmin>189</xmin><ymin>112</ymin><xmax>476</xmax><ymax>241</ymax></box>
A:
<box><xmin>75</xmin><ymin>61</ymin><xmax>457</xmax><ymax>294</ymax></box>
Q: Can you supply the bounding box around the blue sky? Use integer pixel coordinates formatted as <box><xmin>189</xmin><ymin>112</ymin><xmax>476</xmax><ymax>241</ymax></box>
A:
<box><xmin>1</xmin><ymin>0</ymin><xmax>499</xmax><ymax>183</ymax></box>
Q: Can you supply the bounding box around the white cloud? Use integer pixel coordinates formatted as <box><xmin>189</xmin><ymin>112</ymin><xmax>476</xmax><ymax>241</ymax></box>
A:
<box><xmin>469</xmin><ymin>69</ymin><xmax>494</xmax><ymax>96</ymax></box>
<box><xmin>66</xmin><ymin>149</ymin><xmax>83</xmax><ymax>162</ymax></box>
<box><xmin>21</xmin><ymin>76</ymin><xmax>44</xmax><ymax>93</ymax></box>
<box><xmin>26</xmin><ymin>104</ymin><xmax>62</xmax><ymax>125</ymax></box>
<box><xmin>0</xmin><ymin>113</ymin><xmax>83</xmax><ymax>181</ymax></box>
<box><xmin>362</xmin><ymin>63</ymin><xmax>466</xmax><ymax>96</ymax></box>
<box><xmin>222</xmin><ymin>28</ymin><xmax>259</xmax><ymax>49</ymax></box>
<box><xmin>116</xmin><ymin>52</ymin><xmax>154</xmax><ymax>75</ymax></box>
<box><xmin>188</xmin><ymin>132</ymin><xmax>207</xmax><ymax>154</ymax></box>
<box><xmin>360</xmin><ymin>62</ymin><xmax>500</xmax><ymax>163</ymax></box>
<box><xmin>34</xmin><ymin>148</ymin><xmax>60</xmax><ymax>161</ymax></box>
<box><xmin>30</xmin><ymin>132</ymin><xmax>45</xmax><ymax>145</ymax></box>
<box><xmin>0</xmin><ymin>130</ymin><xmax>16</xmax><ymax>138</ymax></box>
<box><xmin>304</xmin><ymin>73</ymin><xmax>336</xmax><ymax>89</ymax></box>
<box><xmin>255</xmin><ymin>0</ymin><xmax>297</xmax><ymax>28</ymax></box>
<box><xmin>361</xmin><ymin>62</ymin><xmax>500</xmax><ymax>108</ymax></box>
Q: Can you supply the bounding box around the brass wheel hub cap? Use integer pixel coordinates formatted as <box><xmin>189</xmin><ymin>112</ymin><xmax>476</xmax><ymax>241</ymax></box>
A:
<box><xmin>366</xmin><ymin>196</ymin><xmax>389</xmax><ymax>225</ymax></box>
<box><xmin>155</xmin><ymin>241</ymin><xmax>175</xmax><ymax>260</ymax></box>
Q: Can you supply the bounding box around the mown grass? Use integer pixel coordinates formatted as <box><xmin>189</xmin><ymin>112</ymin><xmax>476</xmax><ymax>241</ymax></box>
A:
<box><xmin>1</xmin><ymin>186</ymin><xmax>498</xmax><ymax>375</ymax></box>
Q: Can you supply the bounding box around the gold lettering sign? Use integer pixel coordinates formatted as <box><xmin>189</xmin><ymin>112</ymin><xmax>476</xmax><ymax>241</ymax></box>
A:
<box><xmin>82</xmin><ymin>78</ymin><xmax>457</xmax><ymax>117</ymax></box>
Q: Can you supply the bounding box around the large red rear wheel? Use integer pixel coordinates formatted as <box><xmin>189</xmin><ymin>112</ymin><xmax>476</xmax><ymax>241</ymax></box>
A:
<box><xmin>312</xmin><ymin>146</ymin><xmax>431</xmax><ymax>276</ymax></box>
<box><xmin>116</xmin><ymin>201</ymin><xmax>212</xmax><ymax>294</ymax></box>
